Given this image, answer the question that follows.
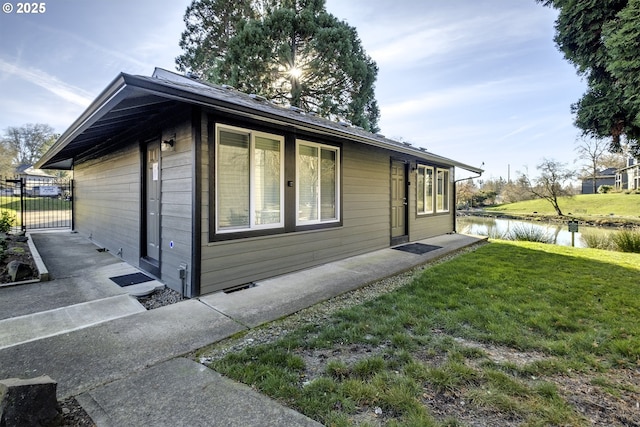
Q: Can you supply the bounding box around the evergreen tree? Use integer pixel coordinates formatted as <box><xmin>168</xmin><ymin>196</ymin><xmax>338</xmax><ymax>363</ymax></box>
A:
<box><xmin>176</xmin><ymin>0</ymin><xmax>380</xmax><ymax>132</ymax></box>
<box><xmin>603</xmin><ymin>0</ymin><xmax>640</xmax><ymax>142</ymax></box>
<box><xmin>176</xmin><ymin>0</ymin><xmax>257</xmax><ymax>81</ymax></box>
<box><xmin>539</xmin><ymin>0</ymin><xmax>640</xmax><ymax>155</ymax></box>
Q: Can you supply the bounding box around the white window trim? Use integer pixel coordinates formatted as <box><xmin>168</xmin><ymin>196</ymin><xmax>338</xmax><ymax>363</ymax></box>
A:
<box><xmin>417</xmin><ymin>164</ymin><xmax>434</xmax><ymax>215</ymax></box>
<box><xmin>296</xmin><ymin>139</ymin><xmax>341</xmax><ymax>226</ymax></box>
<box><xmin>436</xmin><ymin>167</ymin><xmax>450</xmax><ymax>213</ymax></box>
<box><xmin>215</xmin><ymin>124</ymin><xmax>285</xmax><ymax>234</ymax></box>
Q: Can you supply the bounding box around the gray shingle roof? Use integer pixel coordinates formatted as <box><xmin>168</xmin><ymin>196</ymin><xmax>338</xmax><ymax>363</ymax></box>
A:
<box><xmin>37</xmin><ymin>68</ymin><xmax>482</xmax><ymax>174</ymax></box>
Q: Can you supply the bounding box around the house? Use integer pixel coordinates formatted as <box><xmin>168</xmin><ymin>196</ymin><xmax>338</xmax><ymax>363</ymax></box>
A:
<box><xmin>579</xmin><ymin>167</ymin><xmax>617</xmax><ymax>194</ymax></box>
<box><xmin>616</xmin><ymin>158</ymin><xmax>638</xmax><ymax>191</ymax></box>
<box><xmin>36</xmin><ymin>68</ymin><xmax>482</xmax><ymax>297</ymax></box>
<box><xmin>14</xmin><ymin>166</ymin><xmax>58</xmax><ymax>196</ymax></box>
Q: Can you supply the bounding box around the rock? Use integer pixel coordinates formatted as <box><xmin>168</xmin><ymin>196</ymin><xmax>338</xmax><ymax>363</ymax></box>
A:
<box><xmin>0</xmin><ymin>376</ymin><xmax>62</xmax><ymax>427</ymax></box>
<box><xmin>7</xmin><ymin>260</ymin><xmax>33</xmax><ymax>282</ymax></box>
<box><xmin>15</xmin><ymin>236</ymin><xmax>28</xmax><ymax>243</ymax></box>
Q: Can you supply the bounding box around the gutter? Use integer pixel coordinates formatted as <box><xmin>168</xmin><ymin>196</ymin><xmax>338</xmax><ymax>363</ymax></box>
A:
<box><xmin>35</xmin><ymin>74</ymin><xmax>130</xmax><ymax>169</ymax></box>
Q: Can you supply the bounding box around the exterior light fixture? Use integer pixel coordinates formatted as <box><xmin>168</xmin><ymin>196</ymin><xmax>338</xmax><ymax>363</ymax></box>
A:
<box><xmin>162</xmin><ymin>133</ymin><xmax>176</xmax><ymax>152</ymax></box>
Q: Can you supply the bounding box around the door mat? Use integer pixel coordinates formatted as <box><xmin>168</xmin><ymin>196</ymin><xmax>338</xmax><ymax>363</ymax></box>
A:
<box><xmin>392</xmin><ymin>243</ymin><xmax>442</xmax><ymax>255</ymax></box>
<box><xmin>109</xmin><ymin>272</ymin><xmax>154</xmax><ymax>287</ymax></box>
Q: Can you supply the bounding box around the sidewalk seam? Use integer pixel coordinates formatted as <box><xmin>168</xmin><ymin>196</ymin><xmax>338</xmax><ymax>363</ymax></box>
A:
<box><xmin>196</xmin><ymin>298</ymin><xmax>252</xmax><ymax>330</ymax></box>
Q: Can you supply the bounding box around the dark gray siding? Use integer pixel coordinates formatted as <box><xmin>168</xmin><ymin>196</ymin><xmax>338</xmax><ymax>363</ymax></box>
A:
<box><xmin>73</xmin><ymin>144</ymin><xmax>141</xmax><ymax>265</ymax></box>
<box><xmin>158</xmin><ymin>123</ymin><xmax>193</xmax><ymax>293</ymax></box>
<box><xmin>73</xmin><ymin>117</ymin><xmax>193</xmax><ymax>294</ymax></box>
<box><xmin>199</xmin><ymin>135</ymin><xmax>392</xmax><ymax>294</ymax></box>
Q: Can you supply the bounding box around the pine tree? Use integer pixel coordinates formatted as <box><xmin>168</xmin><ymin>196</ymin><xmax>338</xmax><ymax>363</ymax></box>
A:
<box><xmin>539</xmin><ymin>0</ymin><xmax>640</xmax><ymax>155</ymax></box>
<box><xmin>176</xmin><ymin>0</ymin><xmax>380</xmax><ymax>132</ymax></box>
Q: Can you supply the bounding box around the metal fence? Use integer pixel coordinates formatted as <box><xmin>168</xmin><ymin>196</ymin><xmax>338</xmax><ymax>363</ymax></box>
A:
<box><xmin>0</xmin><ymin>175</ymin><xmax>73</xmax><ymax>232</ymax></box>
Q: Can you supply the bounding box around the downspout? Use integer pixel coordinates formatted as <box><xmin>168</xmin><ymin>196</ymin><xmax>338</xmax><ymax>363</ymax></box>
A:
<box><xmin>453</xmin><ymin>162</ymin><xmax>484</xmax><ymax>233</ymax></box>
<box><xmin>190</xmin><ymin>106</ymin><xmax>202</xmax><ymax>297</ymax></box>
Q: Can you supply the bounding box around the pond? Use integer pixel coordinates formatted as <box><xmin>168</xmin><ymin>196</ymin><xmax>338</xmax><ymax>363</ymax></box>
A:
<box><xmin>456</xmin><ymin>215</ymin><xmax>611</xmax><ymax>248</ymax></box>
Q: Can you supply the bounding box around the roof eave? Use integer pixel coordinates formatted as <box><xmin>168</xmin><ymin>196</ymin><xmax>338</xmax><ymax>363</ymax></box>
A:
<box><xmin>35</xmin><ymin>74</ymin><xmax>130</xmax><ymax>169</ymax></box>
<box><xmin>37</xmin><ymin>71</ymin><xmax>483</xmax><ymax>176</ymax></box>
<box><xmin>120</xmin><ymin>74</ymin><xmax>483</xmax><ymax>174</ymax></box>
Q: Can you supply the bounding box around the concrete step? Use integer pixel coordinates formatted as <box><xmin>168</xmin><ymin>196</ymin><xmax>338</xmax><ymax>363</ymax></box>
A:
<box><xmin>0</xmin><ymin>294</ymin><xmax>146</xmax><ymax>350</ymax></box>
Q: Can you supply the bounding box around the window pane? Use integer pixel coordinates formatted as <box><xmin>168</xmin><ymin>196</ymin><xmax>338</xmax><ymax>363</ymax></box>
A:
<box><xmin>442</xmin><ymin>170</ymin><xmax>449</xmax><ymax>211</ymax></box>
<box><xmin>417</xmin><ymin>168</ymin><xmax>425</xmax><ymax>213</ymax></box>
<box><xmin>254</xmin><ymin>136</ymin><xmax>281</xmax><ymax>225</ymax></box>
<box><xmin>218</xmin><ymin>130</ymin><xmax>249</xmax><ymax>229</ymax></box>
<box><xmin>425</xmin><ymin>167</ymin><xmax>434</xmax><ymax>213</ymax></box>
<box><xmin>437</xmin><ymin>169</ymin><xmax>449</xmax><ymax>211</ymax></box>
<box><xmin>298</xmin><ymin>145</ymin><xmax>318</xmax><ymax>221</ymax></box>
<box><xmin>320</xmin><ymin>149</ymin><xmax>336</xmax><ymax>220</ymax></box>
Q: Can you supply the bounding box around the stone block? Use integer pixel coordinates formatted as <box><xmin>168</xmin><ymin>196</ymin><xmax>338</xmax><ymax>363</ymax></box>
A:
<box><xmin>0</xmin><ymin>376</ymin><xmax>62</xmax><ymax>427</ymax></box>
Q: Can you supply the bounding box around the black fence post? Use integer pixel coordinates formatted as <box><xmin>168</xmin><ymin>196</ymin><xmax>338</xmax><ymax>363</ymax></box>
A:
<box><xmin>20</xmin><ymin>178</ymin><xmax>26</xmax><ymax>232</ymax></box>
<box><xmin>70</xmin><ymin>179</ymin><xmax>74</xmax><ymax>231</ymax></box>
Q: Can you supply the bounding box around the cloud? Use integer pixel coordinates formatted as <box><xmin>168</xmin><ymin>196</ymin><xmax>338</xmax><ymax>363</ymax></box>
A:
<box><xmin>365</xmin><ymin>7</ymin><xmax>552</xmax><ymax>69</ymax></box>
<box><xmin>0</xmin><ymin>97</ymin><xmax>81</xmax><ymax>132</ymax></box>
<box><xmin>0</xmin><ymin>58</ymin><xmax>93</xmax><ymax>107</ymax></box>
<box><xmin>380</xmin><ymin>76</ymin><xmax>545</xmax><ymax>120</ymax></box>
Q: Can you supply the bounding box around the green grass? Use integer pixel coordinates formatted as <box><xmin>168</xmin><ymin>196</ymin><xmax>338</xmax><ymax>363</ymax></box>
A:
<box><xmin>207</xmin><ymin>241</ymin><xmax>640</xmax><ymax>426</ymax></box>
<box><xmin>0</xmin><ymin>197</ymin><xmax>71</xmax><ymax>212</ymax></box>
<box><xmin>486</xmin><ymin>193</ymin><xmax>640</xmax><ymax>221</ymax></box>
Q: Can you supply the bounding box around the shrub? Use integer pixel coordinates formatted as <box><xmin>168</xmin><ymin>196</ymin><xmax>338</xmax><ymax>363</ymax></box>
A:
<box><xmin>580</xmin><ymin>232</ymin><xmax>614</xmax><ymax>250</ymax></box>
<box><xmin>0</xmin><ymin>210</ymin><xmax>15</xmax><ymax>234</ymax></box>
<box><xmin>509</xmin><ymin>224</ymin><xmax>554</xmax><ymax>244</ymax></box>
<box><xmin>598</xmin><ymin>185</ymin><xmax>614</xmax><ymax>194</ymax></box>
<box><xmin>611</xmin><ymin>228</ymin><xmax>640</xmax><ymax>253</ymax></box>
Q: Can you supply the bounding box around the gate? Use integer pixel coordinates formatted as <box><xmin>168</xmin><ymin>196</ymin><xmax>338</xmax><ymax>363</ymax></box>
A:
<box><xmin>1</xmin><ymin>176</ymin><xmax>73</xmax><ymax>232</ymax></box>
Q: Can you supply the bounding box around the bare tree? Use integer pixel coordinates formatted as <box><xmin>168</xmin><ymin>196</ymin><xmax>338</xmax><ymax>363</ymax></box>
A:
<box><xmin>520</xmin><ymin>159</ymin><xmax>575</xmax><ymax>216</ymax></box>
<box><xmin>456</xmin><ymin>180</ymin><xmax>477</xmax><ymax>209</ymax></box>
<box><xmin>0</xmin><ymin>144</ymin><xmax>16</xmax><ymax>177</ymax></box>
<box><xmin>1</xmin><ymin>123</ymin><xmax>56</xmax><ymax>168</ymax></box>
<box><xmin>501</xmin><ymin>175</ymin><xmax>534</xmax><ymax>203</ymax></box>
<box><xmin>575</xmin><ymin>137</ymin><xmax>608</xmax><ymax>194</ymax></box>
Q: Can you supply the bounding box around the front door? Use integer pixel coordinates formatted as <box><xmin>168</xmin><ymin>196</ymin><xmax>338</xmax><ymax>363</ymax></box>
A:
<box><xmin>391</xmin><ymin>160</ymin><xmax>409</xmax><ymax>245</ymax></box>
<box><xmin>142</xmin><ymin>140</ymin><xmax>161</xmax><ymax>276</ymax></box>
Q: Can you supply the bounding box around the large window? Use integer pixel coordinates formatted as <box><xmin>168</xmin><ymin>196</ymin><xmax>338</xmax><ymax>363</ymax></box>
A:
<box><xmin>417</xmin><ymin>165</ymin><xmax>449</xmax><ymax>214</ymax></box>
<box><xmin>416</xmin><ymin>165</ymin><xmax>434</xmax><ymax>215</ymax></box>
<box><xmin>215</xmin><ymin>125</ymin><xmax>284</xmax><ymax>233</ymax></box>
<box><xmin>297</xmin><ymin>140</ymin><xmax>340</xmax><ymax>225</ymax></box>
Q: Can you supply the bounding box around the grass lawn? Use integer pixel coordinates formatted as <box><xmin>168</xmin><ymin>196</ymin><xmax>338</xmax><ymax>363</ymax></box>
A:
<box><xmin>0</xmin><ymin>197</ymin><xmax>71</xmax><ymax>212</ymax></box>
<box><xmin>485</xmin><ymin>193</ymin><xmax>640</xmax><ymax>222</ymax></box>
<box><xmin>201</xmin><ymin>241</ymin><xmax>640</xmax><ymax>426</ymax></box>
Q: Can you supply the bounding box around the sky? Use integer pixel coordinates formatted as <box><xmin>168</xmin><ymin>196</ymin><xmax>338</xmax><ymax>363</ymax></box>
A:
<box><xmin>0</xmin><ymin>0</ymin><xmax>587</xmax><ymax>180</ymax></box>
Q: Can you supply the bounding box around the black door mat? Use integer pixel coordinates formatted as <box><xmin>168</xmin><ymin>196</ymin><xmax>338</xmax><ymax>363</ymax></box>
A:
<box><xmin>109</xmin><ymin>272</ymin><xmax>154</xmax><ymax>287</ymax></box>
<box><xmin>392</xmin><ymin>243</ymin><xmax>442</xmax><ymax>255</ymax></box>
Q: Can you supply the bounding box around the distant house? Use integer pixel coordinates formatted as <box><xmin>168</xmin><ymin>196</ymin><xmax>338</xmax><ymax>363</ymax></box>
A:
<box><xmin>14</xmin><ymin>166</ymin><xmax>57</xmax><ymax>196</ymax></box>
<box><xmin>616</xmin><ymin>158</ymin><xmax>639</xmax><ymax>191</ymax></box>
<box><xmin>580</xmin><ymin>168</ymin><xmax>617</xmax><ymax>194</ymax></box>
<box><xmin>36</xmin><ymin>68</ymin><xmax>482</xmax><ymax>297</ymax></box>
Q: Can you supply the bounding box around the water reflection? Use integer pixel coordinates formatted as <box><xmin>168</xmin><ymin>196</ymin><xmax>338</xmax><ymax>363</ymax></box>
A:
<box><xmin>456</xmin><ymin>216</ymin><xmax>610</xmax><ymax>248</ymax></box>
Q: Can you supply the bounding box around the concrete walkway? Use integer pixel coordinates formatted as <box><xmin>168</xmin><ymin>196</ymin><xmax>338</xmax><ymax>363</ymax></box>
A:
<box><xmin>0</xmin><ymin>231</ymin><xmax>486</xmax><ymax>426</ymax></box>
